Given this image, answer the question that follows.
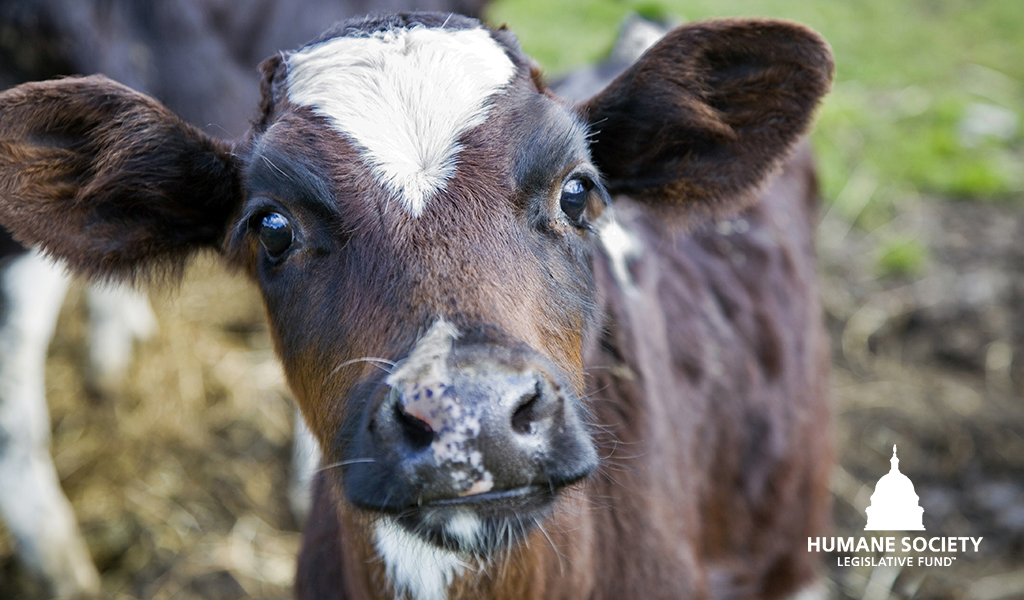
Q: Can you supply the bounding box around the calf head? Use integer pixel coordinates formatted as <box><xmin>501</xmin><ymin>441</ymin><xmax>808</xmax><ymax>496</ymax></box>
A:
<box><xmin>0</xmin><ymin>11</ymin><xmax>832</xmax><ymax>564</ymax></box>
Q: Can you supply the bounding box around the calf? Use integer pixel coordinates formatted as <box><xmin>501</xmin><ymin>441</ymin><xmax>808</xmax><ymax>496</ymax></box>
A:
<box><xmin>0</xmin><ymin>11</ymin><xmax>834</xmax><ymax>599</ymax></box>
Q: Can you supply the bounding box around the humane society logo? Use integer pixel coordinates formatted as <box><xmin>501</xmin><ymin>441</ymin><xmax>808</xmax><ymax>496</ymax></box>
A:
<box><xmin>808</xmin><ymin>445</ymin><xmax>983</xmax><ymax>568</ymax></box>
<box><xmin>864</xmin><ymin>445</ymin><xmax>924</xmax><ymax>531</ymax></box>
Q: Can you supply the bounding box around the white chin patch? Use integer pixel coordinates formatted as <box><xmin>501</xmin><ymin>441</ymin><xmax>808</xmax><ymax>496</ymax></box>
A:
<box><xmin>286</xmin><ymin>26</ymin><xmax>517</xmax><ymax>217</ymax></box>
<box><xmin>444</xmin><ymin>511</ymin><xmax>483</xmax><ymax>553</ymax></box>
<box><xmin>375</xmin><ymin>518</ymin><xmax>465</xmax><ymax>600</ymax></box>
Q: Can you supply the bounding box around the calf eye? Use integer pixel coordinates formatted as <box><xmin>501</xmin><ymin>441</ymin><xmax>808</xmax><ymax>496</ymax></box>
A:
<box><xmin>257</xmin><ymin>212</ymin><xmax>293</xmax><ymax>257</ymax></box>
<box><xmin>560</xmin><ymin>178</ymin><xmax>590</xmax><ymax>222</ymax></box>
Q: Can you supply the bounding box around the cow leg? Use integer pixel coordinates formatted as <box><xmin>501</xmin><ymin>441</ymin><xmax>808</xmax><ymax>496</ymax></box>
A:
<box><xmin>0</xmin><ymin>250</ymin><xmax>101</xmax><ymax>597</ymax></box>
<box><xmin>84</xmin><ymin>283</ymin><xmax>157</xmax><ymax>398</ymax></box>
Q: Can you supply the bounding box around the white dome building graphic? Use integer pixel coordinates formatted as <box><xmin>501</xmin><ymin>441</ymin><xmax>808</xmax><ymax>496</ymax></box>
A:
<box><xmin>864</xmin><ymin>445</ymin><xmax>925</xmax><ymax>531</ymax></box>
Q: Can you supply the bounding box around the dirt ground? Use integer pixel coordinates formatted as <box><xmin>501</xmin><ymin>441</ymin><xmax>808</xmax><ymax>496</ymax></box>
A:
<box><xmin>818</xmin><ymin>199</ymin><xmax>1024</xmax><ymax>599</ymax></box>
<box><xmin>1</xmin><ymin>198</ymin><xmax>1023</xmax><ymax>599</ymax></box>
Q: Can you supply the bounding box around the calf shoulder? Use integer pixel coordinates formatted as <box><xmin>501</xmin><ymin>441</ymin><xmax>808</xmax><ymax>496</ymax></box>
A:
<box><xmin>584</xmin><ymin>142</ymin><xmax>831</xmax><ymax>597</ymax></box>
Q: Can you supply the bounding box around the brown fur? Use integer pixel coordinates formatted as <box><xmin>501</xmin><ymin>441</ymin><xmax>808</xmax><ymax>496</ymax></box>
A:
<box><xmin>583</xmin><ymin>19</ymin><xmax>834</xmax><ymax>221</ymax></box>
<box><xmin>293</xmin><ymin>144</ymin><xmax>830</xmax><ymax>600</ymax></box>
<box><xmin>0</xmin><ymin>77</ymin><xmax>241</xmax><ymax>282</ymax></box>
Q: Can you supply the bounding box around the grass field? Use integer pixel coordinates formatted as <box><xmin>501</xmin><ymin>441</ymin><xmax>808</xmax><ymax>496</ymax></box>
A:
<box><xmin>487</xmin><ymin>0</ymin><xmax>1024</xmax><ymax>273</ymax></box>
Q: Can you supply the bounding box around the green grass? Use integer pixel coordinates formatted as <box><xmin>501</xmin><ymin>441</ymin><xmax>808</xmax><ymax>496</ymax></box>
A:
<box><xmin>486</xmin><ymin>0</ymin><xmax>1024</xmax><ymax>225</ymax></box>
<box><xmin>876</xmin><ymin>236</ymin><xmax>929</xmax><ymax>279</ymax></box>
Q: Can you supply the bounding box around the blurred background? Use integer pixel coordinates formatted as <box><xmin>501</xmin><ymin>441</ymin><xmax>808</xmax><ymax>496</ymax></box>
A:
<box><xmin>1</xmin><ymin>0</ymin><xmax>1023</xmax><ymax>598</ymax></box>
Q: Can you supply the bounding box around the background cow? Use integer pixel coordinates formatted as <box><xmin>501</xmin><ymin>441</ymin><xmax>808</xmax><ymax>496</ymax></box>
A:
<box><xmin>0</xmin><ymin>9</ymin><xmax>833</xmax><ymax>600</ymax></box>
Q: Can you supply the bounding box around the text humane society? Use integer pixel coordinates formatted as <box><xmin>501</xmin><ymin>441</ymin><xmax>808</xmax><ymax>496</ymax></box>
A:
<box><xmin>807</xmin><ymin>537</ymin><xmax>983</xmax><ymax>553</ymax></box>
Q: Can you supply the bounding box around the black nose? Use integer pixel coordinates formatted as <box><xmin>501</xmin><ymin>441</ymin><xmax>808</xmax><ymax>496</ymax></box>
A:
<box><xmin>343</xmin><ymin>359</ymin><xmax>597</xmax><ymax>510</ymax></box>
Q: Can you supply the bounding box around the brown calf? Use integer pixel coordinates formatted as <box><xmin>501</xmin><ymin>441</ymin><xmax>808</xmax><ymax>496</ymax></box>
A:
<box><xmin>0</xmin><ymin>12</ymin><xmax>833</xmax><ymax>599</ymax></box>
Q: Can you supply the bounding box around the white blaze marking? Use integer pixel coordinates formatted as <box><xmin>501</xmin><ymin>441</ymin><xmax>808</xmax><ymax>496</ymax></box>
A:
<box><xmin>287</xmin><ymin>26</ymin><xmax>517</xmax><ymax>217</ymax></box>
<box><xmin>375</xmin><ymin>518</ymin><xmax>465</xmax><ymax>600</ymax></box>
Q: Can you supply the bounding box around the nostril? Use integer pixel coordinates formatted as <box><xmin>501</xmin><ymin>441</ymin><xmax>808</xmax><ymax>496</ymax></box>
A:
<box><xmin>395</xmin><ymin>402</ymin><xmax>434</xmax><ymax>449</ymax></box>
<box><xmin>511</xmin><ymin>387</ymin><xmax>542</xmax><ymax>435</ymax></box>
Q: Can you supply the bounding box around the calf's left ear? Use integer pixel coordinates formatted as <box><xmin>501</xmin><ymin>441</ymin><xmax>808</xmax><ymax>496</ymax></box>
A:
<box><xmin>580</xmin><ymin>19</ymin><xmax>834</xmax><ymax>215</ymax></box>
<box><xmin>0</xmin><ymin>75</ymin><xmax>242</xmax><ymax>282</ymax></box>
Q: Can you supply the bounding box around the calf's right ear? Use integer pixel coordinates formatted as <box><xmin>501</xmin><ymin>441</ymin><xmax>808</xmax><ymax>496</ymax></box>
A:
<box><xmin>0</xmin><ymin>75</ymin><xmax>242</xmax><ymax>282</ymax></box>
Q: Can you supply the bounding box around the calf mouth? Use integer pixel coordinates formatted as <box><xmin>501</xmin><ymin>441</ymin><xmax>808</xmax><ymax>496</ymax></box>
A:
<box><xmin>341</xmin><ymin>431</ymin><xmax>595</xmax><ymax>556</ymax></box>
<box><xmin>390</xmin><ymin>484</ymin><xmax>562</xmax><ymax>556</ymax></box>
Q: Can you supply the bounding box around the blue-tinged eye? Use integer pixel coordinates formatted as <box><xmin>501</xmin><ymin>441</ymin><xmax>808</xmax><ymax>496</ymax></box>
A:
<box><xmin>560</xmin><ymin>178</ymin><xmax>590</xmax><ymax>222</ymax></box>
<box><xmin>258</xmin><ymin>212</ymin><xmax>293</xmax><ymax>257</ymax></box>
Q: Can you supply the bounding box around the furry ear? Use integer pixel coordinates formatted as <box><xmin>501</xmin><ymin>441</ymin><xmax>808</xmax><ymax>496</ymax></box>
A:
<box><xmin>0</xmin><ymin>75</ymin><xmax>243</xmax><ymax>282</ymax></box>
<box><xmin>255</xmin><ymin>53</ymin><xmax>289</xmax><ymax>133</ymax></box>
<box><xmin>580</xmin><ymin>19</ymin><xmax>834</xmax><ymax>215</ymax></box>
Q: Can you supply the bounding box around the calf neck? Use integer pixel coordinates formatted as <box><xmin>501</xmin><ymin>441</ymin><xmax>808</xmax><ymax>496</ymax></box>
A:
<box><xmin>0</xmin><ymin>12</ymin><xmax>834</xmax><ymax>599</ymax></box>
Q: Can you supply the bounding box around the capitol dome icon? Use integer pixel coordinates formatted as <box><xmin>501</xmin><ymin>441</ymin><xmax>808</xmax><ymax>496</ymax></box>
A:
<box><xmin>864</xmin><ymin>445</ymin><xmax>925</xmax><ymax>531</ymax></box>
